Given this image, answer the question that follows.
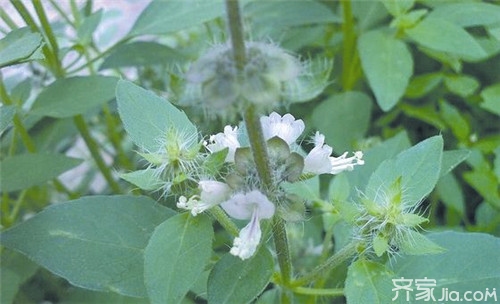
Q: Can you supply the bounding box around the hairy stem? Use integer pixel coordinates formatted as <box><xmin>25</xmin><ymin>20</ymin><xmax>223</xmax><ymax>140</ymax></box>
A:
<box><xmin>225</xmin><ymin>0</ymin><xmax>246</xmax><ymax>70</ymax></box>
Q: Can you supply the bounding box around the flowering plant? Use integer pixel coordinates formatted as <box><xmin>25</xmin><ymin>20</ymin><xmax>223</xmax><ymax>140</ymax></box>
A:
<box><xmin>1</xmin><ymin>0</ymin><xmax>499</xmax><ymax>303</ymax></box>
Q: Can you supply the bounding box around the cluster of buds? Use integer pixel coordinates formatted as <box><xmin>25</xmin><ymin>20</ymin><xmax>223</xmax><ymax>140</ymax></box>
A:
<box><xmin>177</xmin><ymin>112</ymin><xmax>364</xmax><ymax>259</ymax></box>
<box><xmin>184</xmin><ymin>42</ymin><xmax>304</xmax><ymax>117</ymax></box>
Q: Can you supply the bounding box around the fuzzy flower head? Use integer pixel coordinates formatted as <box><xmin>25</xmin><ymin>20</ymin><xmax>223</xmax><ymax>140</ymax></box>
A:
<box><xmin>260</xmin><ymin>112</ymin><xmax>305</xmax><ymax>145</ymax></box>
<box><xmin>185</xmin><ymin>41</ymin><xmax>302</xmax><ymax>116</ymax></box>
<box><xmin>352</xmin><ymin>177</ymin><xmax>442</xmax><ymax>257</ymax></box>
<box><xmin>205</xmin><ymin>125</ymin><xmax>241</xmax><ymax>162</ymax></box>
<box><xmin>221</xmin><ymin>190</ymin><xmax>275</xmax><ymax>259</ymax></box>
<box><xmin>177</xmin><ymin>180</ymin><xmax>232</xmax><ymax>216</ymax></box>
<box><xmin>303</xmin><ymin>132</ymin><xmax>364</xmax><ymax>175</ymax></box>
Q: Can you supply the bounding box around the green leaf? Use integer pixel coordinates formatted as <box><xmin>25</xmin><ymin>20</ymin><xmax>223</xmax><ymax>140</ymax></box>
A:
<box><xmin>437</xmin><ymin>173</ymin><xmax>465</xmax><ymax>216</ymax></box>
<box><xmin>405</xmin><ymin>72</ymin><xmax>443</xmax><ymax>99</ymax></box>
<box><xmin>0</xmin><ymin>153</ymin><xmax>82</xmax><ymax>192</ymax></box>
<box><xmin>397</xmin><ymin>230</ymin><xmax>444</xmax><ymax>255</ymax></box>
<box><xmin>144</xmin><ymin>213</ymin><xmax>213</xmax><ymax>304</ymax></box>
<box><xmin>31</xmin><ymin>76</ymin><xmax>118</xmax><ymax>118</ymax></box>
<box><xmin>427</xmin><ymin>2</ymin><xmax>500</xmax><ymax>27</ymax></box>
<box><xmin>345</xmin><ymin>259</ymin><xmax>396</xmax><ymax>304</ymax></box>
<box><xmin>405</xmin><ymin>17</ymin><xmax>486</xmax><ymax>59</ymax></box>
<box><xmin>440</xmin><ymin>149</ymin><xmax>470</xmax><ymax>177</ymax></box>
<box><xmin>480</xmin><ymin>83</ymin><xmax>500</xmax><ymax>116</ymax></box>
<box><xmin>1</xmin><ymin>249</ymin><xmax>38</xmax><ymax>304</ymax></box>
<box><xmin>464</xmin><ymin>169</ymin><xmax>500</xmax><ymax>210</ymax></box>
<box><xmin>99</xmin><ymin>41</ymin><xmax>186</xmax><ymax>70</ymax></box>
<box><xmin>129</xmin><ymin>0</ymin><xmax>224</xmax><ymax>37</ymax></box>
<box><xmin>207</xmin><ymin>248</ymin><xmax>273</xmax><ymax>304</ymax></box>
<box><xmin>392</xmin><ymin>231</ymin><xmax>500</xmax><ymax>298</ymax></box>
<box><xmin>439</xmin><ymin>99</ymin><xmax>470</xmax><ymax>141</ymax></box>
<box><xmin>443</xmin><ymin>74</ymin><xmax>479</xmax><ymax>98</ymax></box>
<box><xmin>0</xmin><ymin>195</ymin><xmax>175</xmax><ymax>297</ymax></box>
<box><xmin>116</xmin><ymin>80</ymin><xmax>196</xmax><ymax>152</ymax></box>
<box><xmin>0</xmin><ymin>28</ymin><xmax>43</xmax><ymax>68</ymax></box>
<box><xmin>120</xmin><ymin>168</ymin><xmax>164</xmax><ymax>191</ymax></box>
<box><xmin>287</xmin><ymin>58</ymin><xmax>333</xmax><ymax>103</ymax></box>
<box><xmin>61</xmin><ymin>287</ymin><xmax>150</xmax><ymax>304</ymax></box>
<box><xmin>0</xmin><ymin>105</ymin><xmax>16</xmax><ymax>134</ymax></box>
<box><xmin>399</xmin><ymin>102</ymin><xmax>446</xmax><ymax>130</ymax></box>
<box><xmin>77</xmin><ymin>9</ymin><xmax>103</xmax><ymax>45</ymax></box>
<box><xmin>358</xmin><ymin>30</ymin><xmax>413</xmax><ymax>111</ymax></box>
<box><xmin>312</xmin><ymin>91</ymin><xmax>372</xmax><ymax>152</ymax></box>
<box><xmin>367</xmin><ymin>136</ymin><xmax>443</xmax><ymax>205</ymax></box>
<box><xmin>382</xmin><ymin>0</ymin><xmax>414</xmax><ymax>16</ymax></box>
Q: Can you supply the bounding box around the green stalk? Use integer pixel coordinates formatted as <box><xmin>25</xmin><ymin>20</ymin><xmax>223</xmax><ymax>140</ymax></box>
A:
<box><xmin>73</xmin><ymin>115</ymin><xmax>122</xmax><ymax>193</ymax></box>
<box><xmin>340</xmin><ymin>0</ymin><xmax>358</xmax><ymax>91</ymax></box>
<box><xmin>292</xmin><ymin>287</ymin><xmax>344</xmax><ymax>297</ymax></box>
<box><xmin>209</xmin><ymin>206</ymin><xmax>239</xmax><ymax>237</ymax></box>
<box><xmin>225</xmin><ymin>0</ymin><xmax>293</xmax><ymax>288</ymax></box>
<box><xmin>0</xmin><ymin>8</ymin><xmax>18</xmax><ymax>30</ymax></box>
<box><xmin>292</xmin><ymin>240</ymin><xmax>359</xmax><ymax>287</ymax></box>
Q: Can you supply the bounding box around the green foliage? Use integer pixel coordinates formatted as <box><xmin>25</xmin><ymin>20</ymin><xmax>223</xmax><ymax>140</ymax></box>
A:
<box><xmin>0</xmin><ymin>28</ymin><xmax>43</xmax><ymax>68</ymax></box>
<box><xmin>0</xmin><ymin>196</ymin><xmax>175</xmax><ymax>297</ymax></box>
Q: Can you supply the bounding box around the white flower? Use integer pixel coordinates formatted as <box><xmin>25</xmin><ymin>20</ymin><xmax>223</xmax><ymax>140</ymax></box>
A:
<box><xmin>221</xmin><ymin>190</ymin><xmax>275</xmax><ymax>259</ymax></box>
<box><xmin>177</xmin><ymin>180</ymin><xmax>231</xmax><ymax>216</ymax></box>
<box><xmin>304</xmin><ymin>132</ymin><xmax>364</xmax><ymax>175</ymax></box>
<box><xmin>205</xmin><ymin>126</ymin><xmax>240</xmax><ymax>162</ymax></box>
<box><xmin>260</xmin><ymin>112</ymin><xmax>305</xmax><ymax>145</ymax></box>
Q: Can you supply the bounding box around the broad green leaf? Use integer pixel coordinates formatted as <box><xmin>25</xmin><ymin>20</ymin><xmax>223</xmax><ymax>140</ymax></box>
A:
<box><xmin>0</xmin><ymin>195</ymin><xmax>175</xmax><ymax>297</ymax></box>
<box><xmin>399</xmin><ymin>103</ymin><xmax>446</xmax><ymax>130</ymax></box>
<box><xmin>129</xmin><ymin>0</ymin><xmax>224</xmax><ymax>37</ymax></box>
<box><xmin>99</xmin><ymin>41</ymin><xmax>186</xmax><ymax>70</ymax></box>
<box><xmin>464</xmin><ymin>169</ymin><xmax>500</xmax><ymax>210</ymax></box>
<box><xmin>312</xmin><ymin>91</ymin><xmax>372</xmax><ymax>152</ymax></box>
<box><xmin>0</xmin><ymin>153</ymin><xmax>82</xmax><ymax>192</ymax></box>
<box><xmin>207</xmin><ymin>248</ymin><xmax>273</xmax><ymax>304</ymax></box>
<box><xmin>1</xmin><ymin>249</ymin><xmax>38</xmax><ymax>304</ymax></box>
<box><xmin>0</xmin><ymin>28</ymin><xmax>43</xmax><ymax>68</ymax></box>
<box><xmin>144</xmin><ymin>213</ymin><xmax>213</xmax><ymax>304</ymax></box>
<box><xmin>61</xmin><ymin>287</ymin><xmax>149</xmax><ymax>304</ymax></box>
<box><xmin>116</xmin><ymin>80</ymin><xmax>196</xmax><ymax>152</ymax></box>
<box><xmin>437</xmin><ymin>173</ymin><xmax>465</xmax><ymax>216</ymax></box>
<box><xmin>120</xmin><ymin>168</ymin><xmax>164</xmax><ymax>191</ymax></box>
<box><xmin>405</xmin><ymin>18</ymin><xmax>486</xmax><ymax>59</ymax></box>
<box><xmin>382</xmin><ymin>0</ymin><xmax>414</xmax><ymax>16</ymax></box>
<box><xmin>345</xmin><ymin>259</ymin><xmax>396</xmax><ymax>304</ymax></box>
<box><xmin>31</xmin><ymin>76</ymin><xmax>118</xmax><ymax>118</ymax></box>
<box><xmin>427</xmin><ymin>2</ymin><xmax>500</xmax><ymax>27</ymax></box>
<box><xmin>77</xmin><ymin>9</ymin><xmax>103</xmax><ymax>45</ymax></box>
<box><xmin>480</xmin><ymin>83</ymin><xmax>500</xmax><ymax>116</ymax></box>
<box><xmin>405</xmin><ymin>72</ymin><xmax>443</xmax><ymax>99</ymax></box>
<box><xmin>392</xmin><ymin>231</ymin><xmax>500</xmax><ymax>300</ymax></box>
<box><xmin>287</xmin><ymin>58</ymin><xmax>333</xmax><ymax>103</ymax></box>
<box><xmin>367</xmin><ymin>136</ymin><xmax>443</xmax><ymax>206</ymax></box>
<box><xmin>352</xmin><ymin>1</ymin><xmax>389</xmax><ymax>31</ymax></box>
<box><xmin>358</xmin><ymin>30</ymin><xmax>413</xmax><ymax>111</ymax></box>
<box><xmin>397</xmin><ymin>230</ymin><xmax>444</xmax><ymax>255</ymax></box>
<box><xmin>439</xmin><ymin>99</ymin><xmax>470</xmax><ymax>141</ymax></box>
<box><xmin>443</xmin><ymin>74</ymin><xmax>479</xmax><ymax>98</ymax></box>
<box><xmin>440</xmin><ymin>149</ymin><xmax>470</xmax><ymax>178</ymax></box>
<box><xmin>0</xmin><ymin>105</ymin><xmax>16</xmax><ymax>133</ymax></box>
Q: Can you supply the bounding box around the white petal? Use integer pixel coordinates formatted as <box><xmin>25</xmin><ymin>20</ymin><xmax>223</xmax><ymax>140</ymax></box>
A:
<box><xmin>329</xmin><ymin>151</ymin><xmax>365</xmax><ymax>174</ymax></box>
<box><xmin>260</xmin><ymin>112</ymin><xmax>304</xmax><ymax>145</ymax></box>
<box><xmin>221</xmin><ymin>190</ymin><xmax>275</xmax><ymax>220</ymax></box>
<box><xmin>230</xmin><ymin>209</ymin><xmax>262</xmax><ymax>260</ymax></box>
<box><xmin>206</xmin><ymin>126</ymin><xmax>240</xmax><ymax>162</ymax></box>
<box><xmin>303</xmin><ymin>132</ymin><xmax>333</xmax><ymax>174</ymax></box>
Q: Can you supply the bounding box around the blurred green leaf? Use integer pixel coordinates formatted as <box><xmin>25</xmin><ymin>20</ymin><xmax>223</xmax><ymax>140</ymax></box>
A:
<box><xmin>0</xmin><ymin>105</ymin><xmax>16</xmax><ymax>134</ymax></box>
<box><xmin>406</xmin><ymin>18</ymin><xmax>486</xmax><ymax>59</ymax></box>
<box><xmin>440</xmin><ymin>149</ymin><xmax>470</xmax><ymax>178</ymax></box>
<box><xmin>382</xmin><ymin>0</ymin><xmax>414</xmax><ymax>16</ymax></box>
<box><xmin>99</xmin><ymin>41</ymin><xmax>186</xmax><ymax>70</ymax></box>
<box><xmin>129</xmin><ymin>0</ymin><xmax>224</xmax><ymax>37</ymax></box>
<box><xmin>439</xmin><ymin>100</ymin><xmax>470</xmax><ymax>141</ymax></box>
<box><xmin>443</xmin><ymin>74</ymin><xmax>479</xmax><ymax>98</ymax></box>
<box><xmin>480</xmin><ymin>83</ymin><xmax>500</xmax><ymax>116</ymax></box>
<box><xmin>405</xmin><ymin>72</ymin><xmax>443</xmax><ymax>99</ymax></box>
<box><xmin>144</xmin><ymin>213</ymin><xmax>213</xmax><ymax>304</ymax></box>
<box><xmin>358</xmin><ymin>30</ymin><xmax>413</xmax><ymax>111</ymax></box>
<box><xmin>463</xmin><ymin>169</ymin><xmax>500</xmax><ymax>210</ymax></box>
<box><xmin>120</xmin><ymin>168</ymin><xmax>164</xmax><ymax>191</ymax></box>
<box><xmin>0</xmin><ymin>28</ymin><xmax>43</xmax><ymax>68</ymax></box>
<box><xmin>312</xmin><ymin>91</ymin><xmax>372</xmax><ymax>152</ymax></box>
<box><xmin>61</xmin><ymin>287</ymin><xmax>149</xmax><ymax>304</ymax></box>
<box><xmin>437</xmin><ymin>173</ymin><xmax>465</xmax><ymax>216</ymax></box>
<box><xmin>427</xmin><ymin>2</ymin><xmax>500</xmax><ymax>27</ymax></box>
<box><xmin>31</xmin><ymin>76</ymin><xmax>118</xmax><ymax>118</ymax></box>
<box><xmin>400</xmin><ymin>102</ymin><xmax>446</xmax><ymax>130</ymax></box>
<box><xmin>0</xmin><ymin>153</ymin><xmax>82</xmax><ymax>192</ymax></box>
<box><xmin>116</xmin><ymin>80</ymin><xmax>196</xmax><ymax>152</ymax></box>
<box><xmin>345</xmin><ymin>259</ymin><xmax>397</xmax><ymax>304</ymax></box>
<box><xmin>207</xmin><ymin>248</ymin><xmax>273</xmax><ymax>304</ymax></box>
<box><xmin>288</xmin><ymin>58</ymin><xmax>333</xmax><ymax>103</ymax></box>
<box><xmin>0</xmin><ymin>195</ymin><xmax>175</xmax><ymax>297</ymax></box>
<box><xmin>77</xmin><ymin>9</ymin><xmax>103</xmax><ymax>45</ymax></box>
<box><xmin>0</xmin><ymin>249</ymin><xmax>38</xmax><ymax>304</ymax></box>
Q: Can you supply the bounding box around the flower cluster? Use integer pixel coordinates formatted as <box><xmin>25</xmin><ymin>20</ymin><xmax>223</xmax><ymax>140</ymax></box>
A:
<box><xmin>176</xmin><ymin>112</ymin><xmax>364</xmax><ymax>259</ymax></box>
<box><xmin>184</xmin><ymin>42</ymin><xmax>302</xmax><ymax>117</ymax></box>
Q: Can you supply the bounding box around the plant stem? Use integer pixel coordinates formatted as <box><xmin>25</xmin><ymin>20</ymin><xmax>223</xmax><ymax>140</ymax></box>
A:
<box><xmin>292</xmin><ymin>240</ymin><xmax>359</xmax><ymax>287</ymax></box>
<box><xmin>292</xmin><ymin>286</ymin><xmax>344</xmax><ymax>297</ymax></box>
<box><xmin>225</xmin><ymin>0</ymin><xmax>246</xmax><ymax>70</ymax></box>
<box><xmin>209</xmin><ymin>206</ymin><xmax>239</xmax><ymax>237</ymax></box>
<box><xmin>341</xmin><ymin>0</ymin><xmax>358</xmax><ymax>91</ymax></box>
<box><xmin>73</xmin><ymin>115</ymin><xmax>122</xmax><ymax>193</ymax></box>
